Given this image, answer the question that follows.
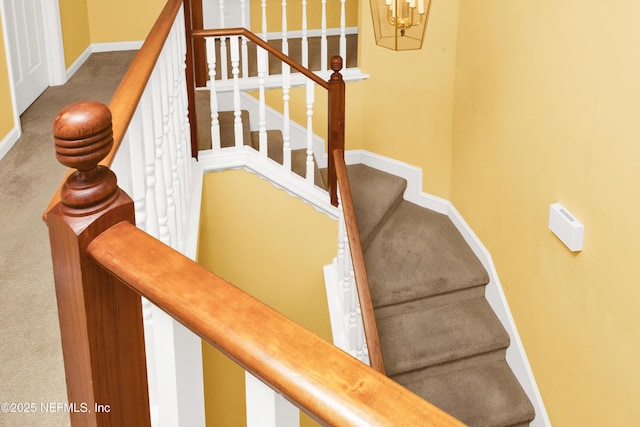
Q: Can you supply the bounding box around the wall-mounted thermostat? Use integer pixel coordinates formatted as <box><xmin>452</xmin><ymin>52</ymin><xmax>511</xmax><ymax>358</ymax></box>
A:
<box><xmin>548</xmin><ymin>203</ymin><xmax>584</xmax><ymax>252</ymax></box>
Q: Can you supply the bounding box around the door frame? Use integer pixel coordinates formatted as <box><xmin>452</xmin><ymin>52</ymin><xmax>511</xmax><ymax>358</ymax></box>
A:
<box><xmin>0</xmin><ymin>0</ymin><xmax>65</xmax><ymax>159</ymax></box>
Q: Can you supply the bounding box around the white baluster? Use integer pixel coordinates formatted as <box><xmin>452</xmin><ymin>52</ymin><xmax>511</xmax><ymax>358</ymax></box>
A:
<box><xmin>171</xmin><ymin>18</ymin><xmax>189</xmax><ymax>231</ymax></box>
<box><xmin>305</xmin><ymin>79</ymin><xmax>315</xmax><ymax>184</ymax></box>
<box><xmin>141</xmin><ymin>90</ymin><xmax>160</xmax><ymax>239</ymax></box>
<box><xmin>321</xmin><ymin>0</ymin><xmax>328</xmax><ymax>72</ymax></box>
<box><xmin>151</xmin><ymin>72</ymin><xmax>171</xmax><ymax>247</ymax></box>
<box><xmin>261</xmin><ymin>0</ymin><xmax>269</xmax><ymax>76</ymax></box>
<box><xmin>347</xmin><ymin>264</ymin><xmax>358</xmax><ymax>356</ymax></box>
<box><xmin>128</xmin><ymin>107</ymin><xmax>148</xmax><ymax>231</ymax></box>
<box><xmin>240</xmin><ymin>0</ymin><xmax>249</xmax><ymax>78</ymax></box>
<box><xmin>206</xmin><ymin>37</ymin><xmax>221</xmax><ymax>150</ymax></box>
<box><xmin>230</xmin><ymin>36</ymin><xmax>244</xmax><ymax>149</ymax></box>
<box><xmin>336</xmin><ymin>193</ymin><xmax>348</xmax><ymax>315</ymax></box>
<box><xmin>281</xmin><ymin>0</ymin><xmax>288</xmax><ymax>56</ymax></box>
<box><xmin>282</xmin><ymin>61</ymin><xmax>291</xmax><ymax>171</ymax></box>
<box><xmin>218</xmin><ymin>0</ymin><xmax>228</xmax><ymax>80</ymax></box>
<box><xmin>301</xmin><ymin>0</ymin><xmax>309</xmax><ymax>68</ymax></box>
<box><xmin>257</xmin><ymin>47</ymin><xmax>268</xmax><ymax>157</ymax></box>
<box><xmin>340</xmin><ymin>0</ymin><xmax>347</xmax><ymax>64</ymax></box>
<box><xmin>166</xmin><ymin>29</ymin><xmax>184</xmax><ymax>250</ymax></box>
<box><xmin>354</xmin><ymin>273</ymin><xmax>365</xmax><ymax>361</ymax></box>
<box><xmin>142</xmin><ymin>297</ymin><xmax>159</xmax><ymax>424</ymax></box>
<box><xmin>158</xmin><ymin>52</ymin><xmax>178</xmax><ymax>249</ymax></box>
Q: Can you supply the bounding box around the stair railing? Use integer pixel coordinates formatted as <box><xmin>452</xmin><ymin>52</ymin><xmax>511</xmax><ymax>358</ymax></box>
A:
<box><xmin>45</xmin><ymin>98</ymin><xmax>464</xmax><ymax>427</ymax></box>
<box><xmin>333</xmin><ymin>149</ymin><xmax>385</xmax><ymax>373</ymax></box>
<box><xmin>43</xmin><ymin>0</ymin><xmax>433</xmax><ymax>423</ymax></box>
<box><xmin>193</xmin><ymin>0</ymin><xmax>355</xmax><ymax>87</ymax></box>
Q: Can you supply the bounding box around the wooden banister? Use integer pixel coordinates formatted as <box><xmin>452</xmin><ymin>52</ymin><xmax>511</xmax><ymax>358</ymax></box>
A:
<box><xmin>47</xmin><ymin>101</ymin><xmax>151</xmax><ymax>426</ymax></box>
<box><xmin>333</xmin><ymin>149</ymin><xmax>385</xmax><ymax>374</ymax></box>
<box><xmin>88</xmin><ymin>220</ymin><xmax>464</xmax><ymax>427</ymax></box>
<box><xmin>191</xmin><ymin>27</ymin><xmax>330</xmax><ymax>88</ymax></box>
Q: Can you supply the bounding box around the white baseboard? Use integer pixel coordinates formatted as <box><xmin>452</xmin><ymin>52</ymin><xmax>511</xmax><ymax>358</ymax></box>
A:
<box><xmin>66</xmin><ymin>45</ymin><xmax>92</xmax><ymax>81</ymax></box>
<box><xmin>343</xmin><ymin>149</ymin><xmax>552</xmax><ymax>427</ymax></box>
<box><xmin>0</xmin><ymin>125</ymin><xmax>21</xmax><ymax>161</ymax></box>
<box><xmin>92</xmin><ymin>41</ymin><xmax>144</xmax><ymax>53</ymax></box>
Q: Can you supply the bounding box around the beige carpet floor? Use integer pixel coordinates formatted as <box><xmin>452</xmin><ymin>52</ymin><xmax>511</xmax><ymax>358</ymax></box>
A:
<box><xmin>0</xmin><ymin>51</ymin><xmax>136</xmax><ymax>427</ymax></box>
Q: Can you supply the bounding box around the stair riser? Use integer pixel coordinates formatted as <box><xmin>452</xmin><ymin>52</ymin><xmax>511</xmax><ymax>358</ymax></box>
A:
<box><xmin>374</xmin><ymin>285</ymin><xmax>486</xmax><ymax>319</ymax></box>
<box><xmin>391</xmin><ymin>348</ymin><xmax>507</xmax><ymax>387</ymax></box>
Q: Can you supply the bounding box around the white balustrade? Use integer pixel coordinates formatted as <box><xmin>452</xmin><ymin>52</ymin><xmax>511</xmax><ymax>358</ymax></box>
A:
<box><xmin>230</xmin><ymin>36</ymin><xmax>244</xmax><ymax>148</ymax></box>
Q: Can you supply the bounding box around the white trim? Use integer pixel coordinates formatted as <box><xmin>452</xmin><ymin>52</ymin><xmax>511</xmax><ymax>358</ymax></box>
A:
<box><xmin>0</xmin><ymin>126</ymin><xmax>21</xmax><ymax>160</ymax></box>
<box><xmin>65</xmin><ymin>45</ymin><xmax>92</xmax><ymax>81</ymax></box>
<box><xmin>92</xmin><ymin>41</ymin><xmax>144</xmax><ymax>53</ymax></box>
<box><xmin>0</xmin><ymin>0</ymin><xmax>22</xmax><ymax>161</ymax></box>
<box><xmin>42</xmin><ymin>0</ymin><xmax>66</xmax><ymax>86</ymax></box>
<box><xmin>263</xmin><ymin>26</ymin><xmax>358</xmax><ymax>40</ymax></box>
<box><xmin>198</xmin><ymin>146</ymin><xmax>338</xmax><ymax>220</ymax></box>
<box><xmin>340</xmin><ymin>149</ymin><xmax>552</xmax><ymax>427</ymax></box>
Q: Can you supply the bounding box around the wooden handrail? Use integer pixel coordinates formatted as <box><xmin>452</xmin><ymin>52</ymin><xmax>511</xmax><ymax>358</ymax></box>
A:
<box><xmin>191</xmin><ymin>27</ymin><xmax>330</xmax><ymax>89</ymax></box>
<box><xmin>333</xmin><ymin>149</ymin><xmax>385</xmax><ymax>374</ymax></box>
<box><xmin>44</xmin><ymin>0</ymin><xmax>188</xmax><ymax>221</ymax></box>
<box><xmin>88</xmin><ymin>221</ymin><xmax>464</xmax><ymax>427</ymax></box>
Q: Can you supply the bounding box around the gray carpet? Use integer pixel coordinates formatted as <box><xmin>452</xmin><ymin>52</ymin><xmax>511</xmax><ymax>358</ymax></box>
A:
<box><xmin>0</xmin><ymin>51</ymin><xmax>136</xmax><ymax>427</ymax></box>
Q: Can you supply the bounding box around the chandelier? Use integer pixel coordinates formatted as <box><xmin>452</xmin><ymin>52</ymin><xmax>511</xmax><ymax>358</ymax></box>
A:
<box><xmin>369</xmin><ymin>0</ymin><xmax>432</xmax><ymax>51</ymax></box>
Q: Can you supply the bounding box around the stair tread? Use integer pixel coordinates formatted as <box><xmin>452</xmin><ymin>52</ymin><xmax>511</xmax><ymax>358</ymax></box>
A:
<box><xmin>365</xmin><ymin>200</ymin><xmax>490</xmax><ymax>308</ymax></box>
<box><xmin>396</xmin><ymin>359</ymin><xmax>535</xmax><ymax>427</ymax></box>
<box><xmin>378</xmin><ymin>297</ymin><xmax>510</xmax><ymax>376</ymax></box>
<box><xmin>347</xmin><ymin>164</ymin><xmax>407</xmax><ymax>249</ymax></box>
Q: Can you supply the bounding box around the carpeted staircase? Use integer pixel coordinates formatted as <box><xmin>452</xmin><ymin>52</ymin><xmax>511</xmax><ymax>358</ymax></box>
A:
<box><xmin>197</xmin><ymin>96</ymin><xmax>535</xmax><ymax>426</ymax></box>
<box><xmin>347</xmin><ymin>165</ymin><xmax>535</xmax><ymax>426</ymax></box>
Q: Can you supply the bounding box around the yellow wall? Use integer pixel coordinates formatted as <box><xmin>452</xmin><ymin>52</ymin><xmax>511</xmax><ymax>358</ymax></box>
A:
<box><xmin>352</xmin><ymin>0</ymin><xmax>459</xmax><ymax>199</ymax></box>
<box><xmin>451</xmin><ymin>2</ymin><xmax>640</xmax><ymax>425</ymax></box>
<box><xmin>0</xmin><ymin>16</ymin><xmax>14</xmax><ymax>138</ymax></box>
<box><xmin>86</xmin><ymin>0</ymin><xmax>166</xmax><ymax>44</ymax></box>
<box><xmin>58</xmin><ymin>0</ymin><xmax>91</xmax><ymax>68</ymax></box>
<box><xmin>197</xmin><ymin>170</ymin><xmax>337</xmax><ymax>427</ymax></box>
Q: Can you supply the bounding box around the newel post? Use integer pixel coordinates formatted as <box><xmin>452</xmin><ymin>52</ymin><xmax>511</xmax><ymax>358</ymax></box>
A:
<box><xmin>46</xmin><ymin>101</ymin><xmax>151</xmax><ymax>426</ymax></box>
<box><xmin>327</xmin><ymin>56</ymin><xmax>346</xmax><ymax>207</ymax></box>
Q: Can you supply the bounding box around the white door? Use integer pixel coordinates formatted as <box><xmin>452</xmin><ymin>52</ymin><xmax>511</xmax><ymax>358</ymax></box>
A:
<box><xmin>4</xmin><ymin>0</ymin><xmax>50</xmax><ymax>114</ymax></box>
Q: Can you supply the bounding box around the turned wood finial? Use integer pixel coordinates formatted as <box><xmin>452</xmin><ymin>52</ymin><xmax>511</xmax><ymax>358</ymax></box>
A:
<box><xmin>330</xmin><ymin>55</ymin><xmax>343</xmax><ymax>75</ymax></box>
<box><xmin>53</xmin><ymin>101</ymin><xmax>118</xmax><ymax>215</ymax></box>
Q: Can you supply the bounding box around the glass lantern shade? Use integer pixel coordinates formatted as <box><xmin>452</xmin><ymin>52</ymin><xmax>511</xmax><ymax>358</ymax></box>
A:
<box><xmin>369</xmin><ymin>0</ymin><xmax>432</xmax><ymax>51</ymax></box>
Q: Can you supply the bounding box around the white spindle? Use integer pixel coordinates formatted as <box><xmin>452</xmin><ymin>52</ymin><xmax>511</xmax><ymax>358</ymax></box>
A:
<box><xmin>240</xmin><ymin>0</ymin><xmax>249</xmax><ymax>78</ymax></box>
<box><xmin>347</xmin><ymin>263</ymin><xmax>358</xmax><ymax>356</ymax></box>
<box><xmin>282</xmin><ymin>61</ymin><xmax>291</xmax><ymax>171</ymax></box>
<box><xmin>305</xmin><ymin>80</ymin><xmax>314</xmax><ymax>184</ymax></box>
<box><xmin>151</xmin><ymin>71</ymin><xmax>171</xmax><ymax>247</ymax></box>
<box><xmin>230</xmin><ymin>36</ymin><xmax>244</xmax><ymax>148</ymax></box>
<box><xmin>141</xmin><ymin>90</ymin><xmax>160</xmax><ymax>238</ymax></box>
<box><xmin>281</xmin><ymin>0</ymin><xmax>289</xmax><ymax>56</ymax></box>
<box><xmin>218</xmin><ymin>0</ymin><xmax>228</xmax><ymax>80</ymax></box>
<box><xmin>301</xmin><ymin>0</ymin><xmax>309</xmax><ymax>68</ymax></box>
<box><xmin>128</xmin><ymin>108</ymin><xmax>148</xmax><ymax>231</ymax></box>
<box><xmin>321</xmin><ymin>0</ymin><xmax>328</xmax><ymax>72</ymax></box>
<box><xmin>166</xmin><ymin>30</ymin><xmax>184</xmax><ymax>250</ymax></box>
<box><xmin>340</xmin><ymin>0</ymin><xmax>347</xmax><ymax>64</ymax></box>
<box><xmin>261</xmin><ymin>0</ymin><xmax>269</xmax><ymax>76</ymax></box>
<box><xmin>206</xmin><ymin>37</ymin><xmax>221</xmax><ymax>150</ymax></box>
<box><xmin>158</xmin><ymin>51</ymin><xmax>178</xmax><ymax>249</ymax></box>
<box><xmin>257</xmin><ymin>47</ymin><xmax>268</xmax><ymax>156</ymax></box>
